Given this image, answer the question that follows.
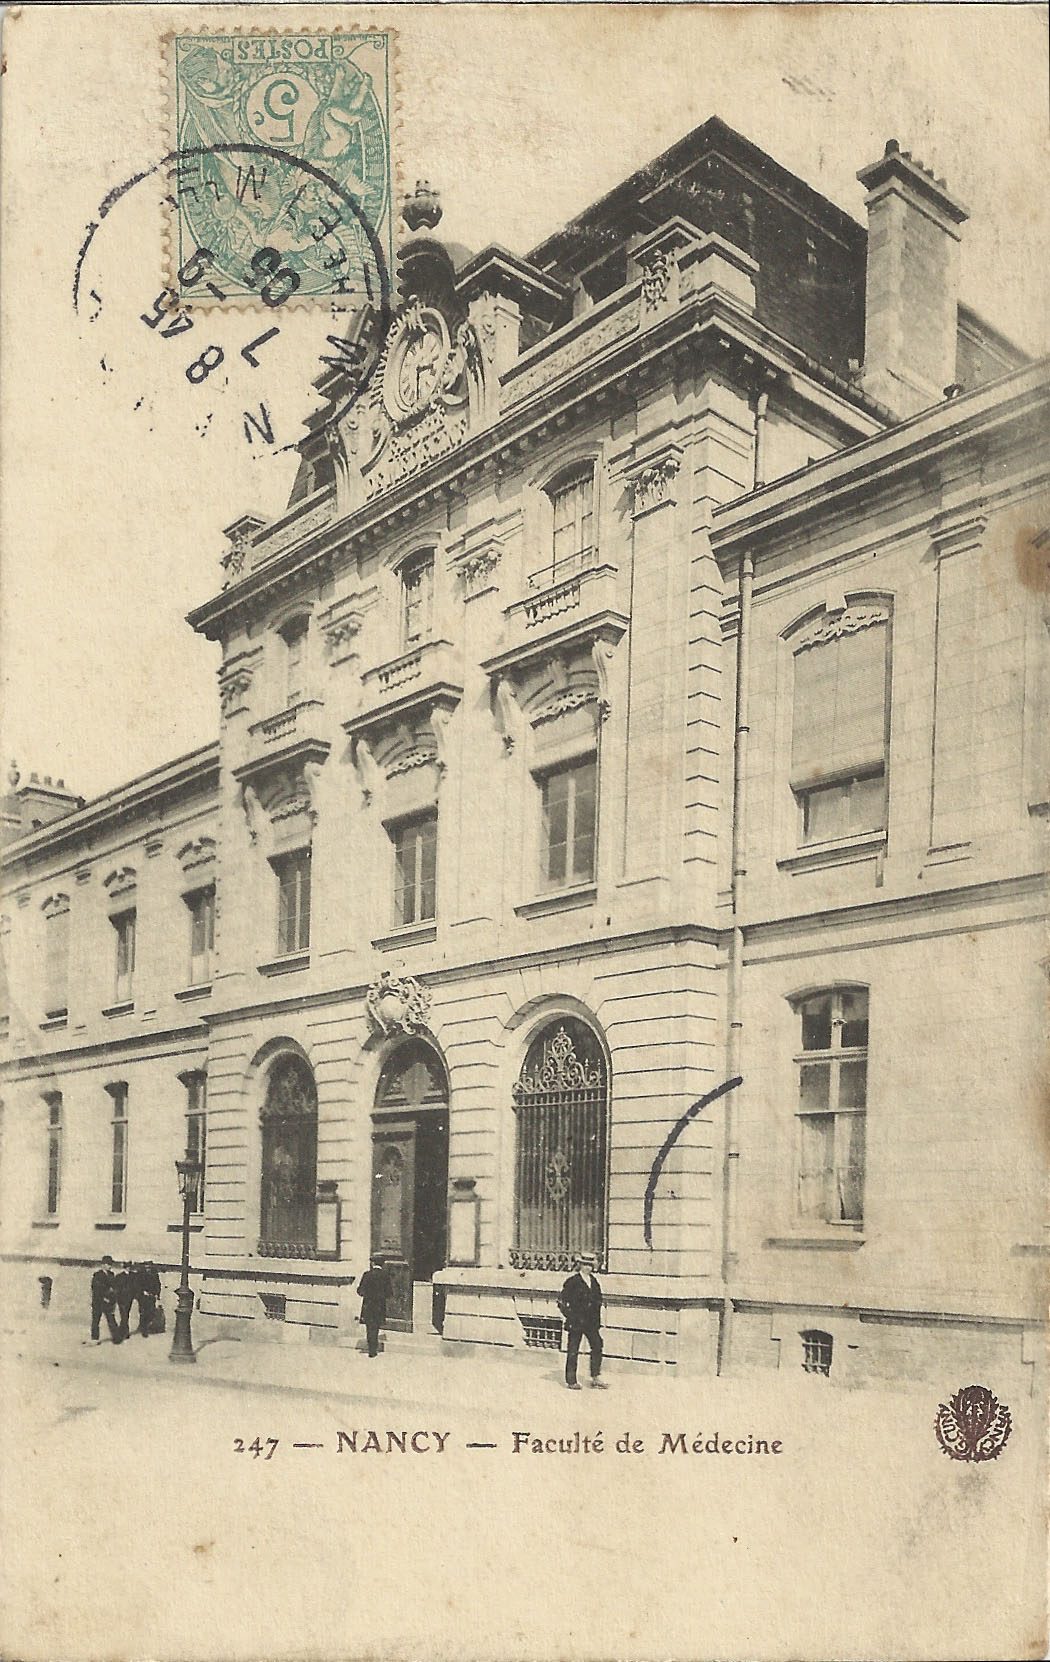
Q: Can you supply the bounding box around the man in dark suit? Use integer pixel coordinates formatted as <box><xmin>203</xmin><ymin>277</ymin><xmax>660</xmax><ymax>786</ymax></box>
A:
<box><xmin>357</xmin><ymin>1257</ymin><xmax>392</xmax><ymax>1358</ymax></box>
<box><xmin>558</xmin><ymin>1252</ymin><xmax>608</xmax><ymax>1390</ymax></box>
<box><xmin>89</xmin><ymin>1256</ymin><xmax>120</xmax><ymax>1344</ymax></box>
<box><xmin>138</xmin><ymin>1261</ymin><xmax>162</xmax><ymax>1336</ymax></box>
<box><xmin>114</xmin><ymin>1262</ymin><xmax>137</xmax><ymax>1343</ymax></box>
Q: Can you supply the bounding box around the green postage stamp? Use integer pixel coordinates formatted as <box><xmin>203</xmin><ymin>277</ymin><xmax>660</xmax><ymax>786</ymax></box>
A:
<box><xmin>169</xmin><ymin>31</ymin><xmax>393</xmax><ymax>305</ymax></box>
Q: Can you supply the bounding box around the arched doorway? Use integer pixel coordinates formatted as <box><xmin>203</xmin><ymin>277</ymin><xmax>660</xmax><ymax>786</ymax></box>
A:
<box><xmin>259</xmin><ymin>1054</ymin><xmax>318</xmax><ymax>1258</ymax></box>
<box><xmin>371</xmin><ymin>1040</ymin><xmax>449</xmax><ymax>1331</ymax></box>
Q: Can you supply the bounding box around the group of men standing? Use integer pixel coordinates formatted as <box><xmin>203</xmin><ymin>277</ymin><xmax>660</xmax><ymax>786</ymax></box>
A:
<box><xmin>90</xmin><ymin>1256</ymin><xmax>163</xmax><ymax>1345</ymax></box>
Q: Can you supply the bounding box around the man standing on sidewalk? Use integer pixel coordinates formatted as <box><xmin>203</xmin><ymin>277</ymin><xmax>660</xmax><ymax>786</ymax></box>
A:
<box><xmin>357</xmin><ymin>1257</ymin><xmax>392</xmax><ymax>1358</ymax></box>
<box><xmin>114</xmin><ymin>1262</ymin><xmax>138</xmax><ymax>1343</ymax></box>
<box><xmin>89</xmin><ymin>1256</ymin><xmax>120</xmax><ymax>1345</ymax></box>
<box><xmin>138</xmin><ymin>1261</ymin><xmax>162</xmax><ymax>1336</ymax></box>
<box><xmin>558</xmin><ymin>1252</ymin><xmax>608</xmax><ymax>1391</ymax></box>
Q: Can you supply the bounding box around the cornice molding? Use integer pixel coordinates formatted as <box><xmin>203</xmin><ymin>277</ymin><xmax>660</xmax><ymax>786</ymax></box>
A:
<box><xmin>186</xmin><ymin>293</ymin><xmax>888</xmax><ymax>641</ymax></box>
<box><xmin>710</xmin><ymin>361</ymin><xmax>1050</xmax><ymax>555</ymax></box>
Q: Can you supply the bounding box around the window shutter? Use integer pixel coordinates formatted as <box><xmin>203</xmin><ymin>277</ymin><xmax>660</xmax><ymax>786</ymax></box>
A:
<box><xmin>792</xmin><ymin>621</ymin><xmax>887</xmax><ymax>783</ymax></box>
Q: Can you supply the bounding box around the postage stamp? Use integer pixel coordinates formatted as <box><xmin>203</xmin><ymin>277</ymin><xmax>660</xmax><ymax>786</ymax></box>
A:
<box><xmin>167</xmin><ymin>31</ymin><xmax>393</xmax><ymax>305</ymax></box>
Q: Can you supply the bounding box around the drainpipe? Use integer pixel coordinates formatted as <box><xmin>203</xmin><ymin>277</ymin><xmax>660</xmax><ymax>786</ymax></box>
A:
<box><xmin>753</xmin><ymin>389</ymin><xmax>769</xmax><ymax>489</ymax></box>
<box><xmin>716</xmin><ymin>395</ymin><xmax>763</xmax><ymax>1374</ymax></box>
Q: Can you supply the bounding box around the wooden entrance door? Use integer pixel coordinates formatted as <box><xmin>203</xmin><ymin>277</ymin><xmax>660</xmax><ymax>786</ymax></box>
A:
<box><xmin>372</xmin><ymin>1041</ymin><xmax>451</xmax><ymax>1332</ymax></box>
<box><xmin>370</xmin><ymin>1120</ymin><xmax>415</xmax><ymax>1330</ymax></box>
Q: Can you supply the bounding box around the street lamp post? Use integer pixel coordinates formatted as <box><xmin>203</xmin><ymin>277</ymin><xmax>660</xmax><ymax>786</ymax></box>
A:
<box><xmin>170</xmin><ymin>1154</ymin><xmax>202</xmax><ymax>1364</ymax></box>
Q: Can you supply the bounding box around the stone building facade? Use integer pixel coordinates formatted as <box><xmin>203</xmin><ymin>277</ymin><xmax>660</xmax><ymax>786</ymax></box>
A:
<box><xmin>2</xmin><ymin>120</ymin><xmax>1046</xmax><ymax>1391</ymax></box>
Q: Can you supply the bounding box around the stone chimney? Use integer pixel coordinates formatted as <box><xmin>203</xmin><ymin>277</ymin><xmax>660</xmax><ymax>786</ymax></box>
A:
<box><xmin>856</xmin><ymin>140</ymin><xmax>968</xmax><ymax>419</ymax></box>
<box><xmin>1</xmin><ymin>763</ymin><xmax>83</xmax><ymax>842</ymax></box>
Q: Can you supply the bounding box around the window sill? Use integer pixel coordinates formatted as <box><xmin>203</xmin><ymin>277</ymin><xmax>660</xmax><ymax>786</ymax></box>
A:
<box><xmin>94</xmin><ymin>1219</ymin><xmax>127</xmax><ymax>1231</ymax></box>
<box><xmin>515</xmin><ymin>884</ymin><xmax>597</xmax><ymax>920</ymax></box>
<box><xmin>174</xmin><ymin>982</ymin><xmax>212</xmax><ymax>1002</ymax></box>
<box><xmin>764</xmin><ymin>1232</ymin><xmax>865</xmax><ymax>1251</ymax></box>
<box><xmin>371</xmin><ymin>921</ymin><xmax>437</xmax><ymax>951</ymax></box>
<box><xmin>167</xmin><ymin>1220</ymin><xmax>205</xmax><ymax>1233</ymax></box>
<box><xmin>257</xmin><ymin>952</ymin><xmax>310</xmax><ymax>977</ymax></box>
<box><xmin>777</xmin><ymin>832</ymin><xmax>885</xmax><ymax>875</ymax></box>
<box><xmin>101</xmin><ymin>1001</ymin><xmax>134</xmax><ymax>1019</ymax></box>
<box><xmin>31</xmin><ymin>1218</ymin><xmax>61</xmax><ymax>1229</ymax></box>
<box><xmin>39</xmin><ymin>1015</ymin><xmax>68</xmax><ymax>1032</ymax></box>
<box><xmin>925</xmin><ymin>840</ymin><xmax>972</xmax><ymax>868</ymax></box>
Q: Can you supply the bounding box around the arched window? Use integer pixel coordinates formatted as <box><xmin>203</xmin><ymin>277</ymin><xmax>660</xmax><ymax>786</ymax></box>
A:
<box><xmin>510</xmin><ymin>1018</ymin><xmax>609</xmax><ymax>1271</ymax></box>
<box><xmin>399</xmin><ymin>551</ymin><xmax>434</xmax><ymax>648</ymax></box>
<box><xmin>539</xmin><ymin>466</ymin><xmax>596</xmax><ymax>587</ymax></box>
<box><xmin>259</xmin><ymin>1055</ymin><xmax>318</xmax><ymax>1257</ymax></box>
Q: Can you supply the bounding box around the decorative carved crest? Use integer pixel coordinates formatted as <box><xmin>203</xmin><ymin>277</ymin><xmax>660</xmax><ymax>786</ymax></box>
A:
<box><xmin>366</xmin><ymin>970</ymin><xmax>433</xmax><ymax>1036</ymax></box>
<box><xmin>794</xmin><ymin>603</ymin><xmax>889</xmax><ymax>653</ymax></box>
<box><xmin>41</xmin><ymin>892</ymin><xmax>70</xmax><ymax>919</ymax></box>
<box><xmin>358</xmin><ymin>305</ymin><xmax>485</xmax><ymax>500</ymax></box>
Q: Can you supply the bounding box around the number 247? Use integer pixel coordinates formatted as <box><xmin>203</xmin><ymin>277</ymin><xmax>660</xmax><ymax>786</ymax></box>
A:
<box><xmin>233</xmin><ymin>1437</ymin><xmax>279</xmax><ymax>1460</ymax></box>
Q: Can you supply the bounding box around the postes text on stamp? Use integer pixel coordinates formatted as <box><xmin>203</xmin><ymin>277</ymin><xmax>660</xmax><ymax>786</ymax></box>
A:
<box><xmin>170</xmin><ymin>32</ymin><xmax>392</xmax><ymax>305</ymax></box>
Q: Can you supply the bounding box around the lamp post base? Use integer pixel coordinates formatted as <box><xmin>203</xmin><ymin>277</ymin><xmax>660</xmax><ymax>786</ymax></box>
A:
<box><xmin>169</xmin><ymin>1283</ymin><xmax>197</xmax><ymax>1363</ymax></box>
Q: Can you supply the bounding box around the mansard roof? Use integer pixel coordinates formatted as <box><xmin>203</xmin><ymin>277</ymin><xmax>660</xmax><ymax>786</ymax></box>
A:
<box><xmin>527</xmin><ymin>115</ymin><xmax>1027</xmax><ymax>382</ymax></box>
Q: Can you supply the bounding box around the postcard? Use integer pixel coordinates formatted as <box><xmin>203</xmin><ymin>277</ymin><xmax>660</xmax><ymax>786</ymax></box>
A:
<box><xmin>1</xmin><ymin>5</ymin><xmax>1047</xmax><ymax>1659</ymax></box>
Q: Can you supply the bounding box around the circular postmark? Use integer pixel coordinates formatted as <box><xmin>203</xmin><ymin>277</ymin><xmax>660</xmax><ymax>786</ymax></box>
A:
<box><xmin>72</xmin><ymin>142</ymin><xmax>393</xmax><ymax>470</ymax></box>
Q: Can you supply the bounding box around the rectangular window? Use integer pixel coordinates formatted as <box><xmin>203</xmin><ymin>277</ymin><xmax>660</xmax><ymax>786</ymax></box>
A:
<box><xmin>112</xmin><ymin>910</ymin><xmax>136</xmax><ymax>1004</ymax></box>
<box><xmin>795</xmin><ymin>989</ymin><xmax>868</xmax><ymax>1226</ymax></box>
<box><xmin>186</xmin><ymin>886</ymin><xmax>215</xmax><ymax>986</ymax></box>
<box><xmin>401</xmin><ymin>555</ymin><xmax>434</xmax><ymax>648</ymax></box>
<box><xmin>792</xmin><ymin>617</ymin><xmax>888</xmax><ymax>843</ymax></box>
<box><xmin>185</xmin><ymin>1073</ymin><xmax>207</xmax><ymax>1215</ymax></box>
<box><xmin>392</xmin><ymin>815</ymin><xmax>437</xmax><ymax>926</ymax></box>
<box><xmin>540</xmin><ymin>757</ymin><xmax>597</xmax><ymax>889</ymax></box>
<box><xmin>284</xmin><ymin>619</ymin><xmax>308</xmax><ymax>707</ymax></box>
<box><xmin>550</xmin><ymin>471</ymin><xmax>595</xmax><ymax>581</ymax></box>
<box><xmin>275</xmin><ymin>850</ymin><xmax>311</xmax><ymax>955</ymax></box>
<box><xmin>802</xmin><ymin>1330</ymin><xmax>833</xmax><ymax>1376</ymax></box>
<box><xmin>106</xmin><ymin>1083</ymin><xmax>128</xmax><ymax>1216</ymax></box>
<box><xmin>44</xmin><ymin>905</ymin><xmax>70</xmax><ymax>1019</ymax></box>
<box><xmin>45</xmin><ymin>1092</ymin><xmax>62</xmax><ymax>1216</ymax></box>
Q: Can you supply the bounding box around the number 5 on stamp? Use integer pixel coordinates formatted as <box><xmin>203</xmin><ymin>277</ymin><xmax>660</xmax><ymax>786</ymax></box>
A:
<box><xmin>167</xmin><ymin>31</ymin><xmax>393</xmax><ymax>307</ymax></box>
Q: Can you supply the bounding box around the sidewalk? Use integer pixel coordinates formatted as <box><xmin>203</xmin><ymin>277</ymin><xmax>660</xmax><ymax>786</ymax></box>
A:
<box><xmin>7</xmin><ymin>1305</ymin><xmax>701</xmax><ymax>1416</ymax></box>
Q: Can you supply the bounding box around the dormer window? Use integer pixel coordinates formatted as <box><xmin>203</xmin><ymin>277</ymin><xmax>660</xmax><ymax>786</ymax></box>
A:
<box><xmin>280</xmin><ymin>617</ymin><xmax>309</xmax><ymax>708</ymax></box>
<box><xmin>548</xmin><ymin>467</ymin><xmax>595</xmax><ymax>583</ymax></box>
<box><xmin>400</xmin><ymin>552</ymin><xmax>434</xmax><ymax>648</ymax></box>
